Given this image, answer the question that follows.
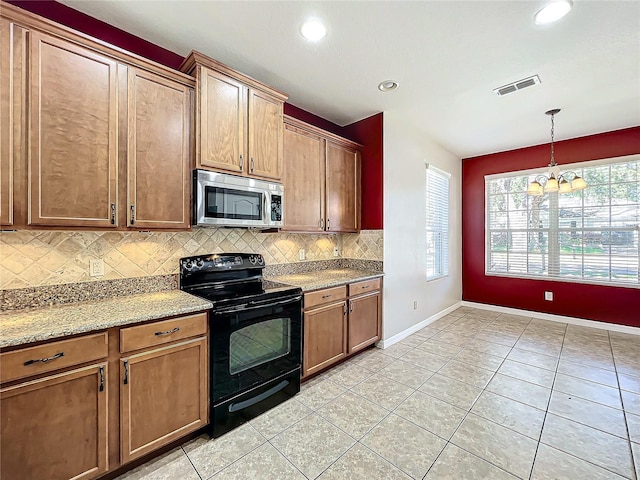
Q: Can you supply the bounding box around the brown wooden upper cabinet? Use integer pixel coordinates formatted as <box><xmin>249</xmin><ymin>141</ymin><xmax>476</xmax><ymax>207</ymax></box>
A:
<box><xmin>127</xmin><ymin>68</ymin><xmax>191</xmax><ymax>229</ymax></box>
<box><xmin>0</xmin><ymin>4</ymin><xmax>195</xmax><ymax>230</ymax></box>
<box><xmin>29</xmin><ymin>31</ymin><xmax>118</xmax><ymax>228</ymax></box>
<box><xmin>0</xmin><ymin>18</ymin><xmax>14</xmax><ymax>226</ymax></box>
<box><xmin>283</xmin><ymin>116</ymin><xmax>361</xmax><ymax>233</ymax></box>
<box><xmin>181</xmin><ymin>51</ymin><xmax>287</xmax><ymax>181</ymax></box>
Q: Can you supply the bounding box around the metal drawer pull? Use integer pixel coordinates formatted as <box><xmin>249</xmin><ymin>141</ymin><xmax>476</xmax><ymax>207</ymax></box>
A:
<box><xmin>362</xmin><ymin>285</ymin><xmax>370</xmax><ymax>289</ymax></box>
<box><xmin>321</xmin><ymin>294</ymin><xmax>332</xmax><ymax>299</ymax></box>
<box><xmin>123</xmin><ymin>360</ymin><xmax>129</xmax><ymax>384</ymax></box>
<box><xmin>23</xmin><ymin>352</ymin><xmax>64</xmax><ymax>366</ymax></box>
<box><xmin>155</xmin><ymin>327</ymin><xmax>180</xmax><ymax>336</ymax></box>
<box><xmin>99</xmin><ymin>366</ymin><xmax>105</xmax><ymax>392</ymax></box>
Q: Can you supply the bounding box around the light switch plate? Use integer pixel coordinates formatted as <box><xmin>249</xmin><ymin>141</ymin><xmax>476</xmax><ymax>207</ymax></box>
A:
<box><xmin>299</xmin><ymin>249</ymin><xmax>305</xmax><ymax>261</ymax></box>
<box><xmin>544</xmin><ymin>291</ymin><xmax>553</xmax><ymax>301</ymax></box>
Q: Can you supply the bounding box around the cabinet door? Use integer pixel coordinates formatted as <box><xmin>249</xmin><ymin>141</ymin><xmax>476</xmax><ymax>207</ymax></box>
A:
<box><xmin>326</xmin><ymin>141</ymin><xmax>360</xmax><ymax>232</ymax></box>
<box><xmin>0</xmin><ymin>364</ymin><xmax>108</xmax><ymax>480</ymax></box>
<box><xmin>303</xmin><ymin>301</ymin><xmax>347</xmax><ymax>377</ymax></box>
<box><xmin>0</xmin><ymin>19</ymin><xmax>13</xmax><ymax>226</ymax></box>
<box><xmin>120</xmin><ymin>337</ymin><xmax>208</xmax><ymax>463</ymax></box>
<box><xmin>248</xmin><ymin>88</ymin><xmax>283</xmax><ymax>180</ymax></box>
<box><xmin>127</xmin><ymin>68</ymin><xmax>191</xmax><ymax>229</ymax></box>
<box><xmin>29</xmin><ymin>31</ymin><xmax>118</xmax><ymax>227</ymax></box>
<box><xmin>199</xmin><ymin>67</ymin><xmax>244</xmax><ymax>173</ymax></box>
<box><xmin>348</xmin><ymin>292</ymin><xmax>381</xmax><ymax>354</ymax></box>
<box><xmin>282</xmin><ymin>124</ymin><xmax>325</xmax><ymax>231</ymax></box>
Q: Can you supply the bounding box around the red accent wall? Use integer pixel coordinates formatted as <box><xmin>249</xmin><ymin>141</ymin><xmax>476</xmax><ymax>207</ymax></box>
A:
<box><xmin>344</xmin><ymin>113</ymin><xmax>384</xmax><ymax>230</ymax></box>
<box><xmin>9</xmin><ymin>0</ymin><xmax>385</xmax><ymax>230</ymax></box>
<box><xmin>7</xmin><ymin>0</ymin><xmax>184</xmax><ymax>69</ymax></box>
<box><xmin>462</xmin><ymin>126</ymin><xmax>640</xmax><ymax>327</ymax></box>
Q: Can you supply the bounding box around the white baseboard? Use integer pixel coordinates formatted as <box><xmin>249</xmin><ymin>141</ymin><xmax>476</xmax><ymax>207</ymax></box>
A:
<box><xmin>461</xmin><ymin>301</ymin><xmax>640</xmax><ymax>336</ymax></box>
<box><xmin>376</xmin><ymin>301</ymin><xmax>463</xmax><ymax>349</ymax></box>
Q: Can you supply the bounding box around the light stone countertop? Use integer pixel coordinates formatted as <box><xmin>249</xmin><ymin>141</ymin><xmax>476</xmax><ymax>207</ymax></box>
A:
<box><xmin>0</xmin><ymin>290</ymin><xmax>212</xmax><ymax>349</ymax></box>
<box><xmin>268</xmin><ymin>268</ymin><xmax>384</xmax><ymax>292</ymax></box>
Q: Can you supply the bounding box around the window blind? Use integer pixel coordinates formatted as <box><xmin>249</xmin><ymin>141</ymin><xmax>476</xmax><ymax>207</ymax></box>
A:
<box><xmin>426</xmin><ymin>164</ymin><xmax>450</xmax><ymax>281</ymax></box>
<box><xmin>485</xmin><ymin>156</ymin><xmax>640</xmax><ymax>287</ymax></box>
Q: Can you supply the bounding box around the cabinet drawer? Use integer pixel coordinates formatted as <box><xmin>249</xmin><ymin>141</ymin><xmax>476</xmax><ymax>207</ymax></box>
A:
<box><xmin>348</xmin><ymin>278</ymin><xmax>381</xmax><ymax>296</ymax></box>
<box><xmin>120</xmin><ymin>312</ymin><xmax>208</xmax><ymax>353</ymax></box>
<box><xmin>0</xmin><ymin>332</ymin><xmax>108</xmax><ymax>384</ymax></box>
<box><xmin>304</xmin><ymin>286</ymin><xmax>347</xmax><ymax>310</ymax></box>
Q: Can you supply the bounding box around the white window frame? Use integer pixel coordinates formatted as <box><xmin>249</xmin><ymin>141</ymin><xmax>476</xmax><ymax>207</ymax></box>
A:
<box><xmin>485</xmin><ymin>154</ymin><xmax>640</xmax><ymax>288</ymax></box>
<box><xmin>426</xmin><ymin>163</ymin><xmax>450</xmax><ymax>281</ymax></box>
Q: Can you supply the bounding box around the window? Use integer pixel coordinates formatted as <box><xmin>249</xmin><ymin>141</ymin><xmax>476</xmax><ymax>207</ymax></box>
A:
<box><xmin>485</xmin><ymin>155</ymin><xmax>640</xmax><ymax>287</ymax></box>
<box><xmin>426</xmin><ymin>164</ymin><xmax>450</xmax><ymax>280</ymax></box>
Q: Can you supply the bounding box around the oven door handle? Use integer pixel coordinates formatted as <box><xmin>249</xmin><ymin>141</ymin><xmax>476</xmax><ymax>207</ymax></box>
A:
<box><xmin>214</xmin><ymin>294</ymin><xmax>302</xmax><ymax>314</ymax></box>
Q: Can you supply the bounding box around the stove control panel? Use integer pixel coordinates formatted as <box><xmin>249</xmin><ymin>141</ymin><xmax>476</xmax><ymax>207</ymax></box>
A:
<box><xmin>180</xmin><ymin>253</ymin><xmax>265</xmax><ymax>274</ymax></box>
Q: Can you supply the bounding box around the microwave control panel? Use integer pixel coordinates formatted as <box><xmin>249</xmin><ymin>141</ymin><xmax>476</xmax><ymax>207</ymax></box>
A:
<box><xmin>271</xmin><ymin>195</ymin><xmax>282</xmax><ymax>222</ymax></box>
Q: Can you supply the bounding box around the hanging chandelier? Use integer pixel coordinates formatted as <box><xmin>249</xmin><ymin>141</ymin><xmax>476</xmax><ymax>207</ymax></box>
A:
<box><xmin>526</xmin><ymin>108</ymin><xmax>587</xmax><ymax>196</ymax></box>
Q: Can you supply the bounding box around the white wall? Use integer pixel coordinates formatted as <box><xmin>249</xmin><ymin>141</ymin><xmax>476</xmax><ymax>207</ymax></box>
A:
<box><xmin>382</xmin><ymin>111</ymin><xmax>462</xmax><ymax>340</ymax></box>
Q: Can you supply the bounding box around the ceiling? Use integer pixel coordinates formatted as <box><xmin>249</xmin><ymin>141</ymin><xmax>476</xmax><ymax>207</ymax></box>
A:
<box><xmin>59</xmin><ymin>0</ymin><xmax>640</xmax><ymax>158</ymax></box>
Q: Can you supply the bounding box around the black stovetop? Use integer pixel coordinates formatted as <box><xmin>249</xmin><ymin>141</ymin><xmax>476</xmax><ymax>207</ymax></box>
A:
<box><xmin>179</xmin><ymin>253</ymin><xmax>301</xmax><ymax>309</ymax></box>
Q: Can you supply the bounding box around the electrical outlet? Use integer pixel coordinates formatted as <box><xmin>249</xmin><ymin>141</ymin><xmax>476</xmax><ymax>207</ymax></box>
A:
<box><xmin>299</xmin><ymin>249</ymin><xmax>305</xmax><ymax>261</ymax></box>
<box><xmin>90</xmin><ymin>259</ymin><xmax>104</xmax><ymax>277</ymax></box>
<box><xmin>333</xmin><ymin>247</ymin><xmax>339</xmax><ymax>257</ymax></box>
<box><xmin>413</xmin><ymin>301</ymin><xmax>418</xmax><ymax>310</ymax></box>
<box><xmin>544</xmin><ymin>291</ymin><xmax>553</xmax><ymax>301</ymax></box>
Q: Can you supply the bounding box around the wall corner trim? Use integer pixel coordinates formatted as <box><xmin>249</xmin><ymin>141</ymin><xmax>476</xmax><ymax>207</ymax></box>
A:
<box><xmin>461</xmin><ymin>301</ymin><xmax>640</xmax><ymax>336</ymax></box>
<box><xmin>376</xmin><ymin>301</ymin><xmax>463</xmax><ymax>349</ymax></box>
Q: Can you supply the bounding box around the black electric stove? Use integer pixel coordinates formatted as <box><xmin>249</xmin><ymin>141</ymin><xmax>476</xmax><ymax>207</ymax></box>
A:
<box><xmin>180</xmin><ymin>253</ymin><xmax>302</xmax><ymax>437</ymax></box>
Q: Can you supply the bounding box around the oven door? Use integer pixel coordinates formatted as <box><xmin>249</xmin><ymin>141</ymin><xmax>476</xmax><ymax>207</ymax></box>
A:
<box><xmin>210</xmin><ymin>293</ymin><xmax>302</xmax><ymax>404</ymax></box>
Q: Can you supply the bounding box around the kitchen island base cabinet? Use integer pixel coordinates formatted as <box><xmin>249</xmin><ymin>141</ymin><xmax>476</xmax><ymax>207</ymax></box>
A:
<box><xmin>0</xmin><ymin>364</ymin><xmax>108</xmax><ymax>480</ymax></box>
<box><xmin>303</xmin><ymin>301</ymin><xmax>347</xmax><ymax>377</ymax></box>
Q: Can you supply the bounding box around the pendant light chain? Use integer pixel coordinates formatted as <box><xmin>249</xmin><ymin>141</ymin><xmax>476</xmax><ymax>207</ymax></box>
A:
<box><xmin>549</xmin><ymin>112</ymin><xmax>556</xmax><ymax>167</ymax></box>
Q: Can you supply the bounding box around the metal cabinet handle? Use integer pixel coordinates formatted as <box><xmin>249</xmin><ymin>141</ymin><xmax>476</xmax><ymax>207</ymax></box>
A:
<box><xmin>349</xmin><ymin>301</ymin><xmax>354</xmax><ymax>312</ymax></box>
<box><xmin>155</xmin><ymin>327</ymin><xmax>180</xmax><ymax>336</ymax></box>
<box><xmin>239</xmin><ymin>154</ymin><xmax>244</xmax><ymax>171</ymax></box>
<box><xmin>327</xmin><ymin>218</ymin><xmax>331</xmax><ymax>229</ymax></box>
<box><xmin>110</xmin><ymin>203</ymin><xmax>116</xmax><ymax>225</ymax></box>
<box><xmin>99</xmin><ymin>366</ymin><xmax>105</xmax><ymax>392</ymax></box>
<box><xmin>24</xmin><ymin>352</ymin><xmax>64</xmax><ymax>366</ymax></box>
<box><xmin>250</xmin><ymin>157</ymin><xmax>255</xmax><ymax>173</ymax></box>
<box><xmin>320</xmin><ymin>218</ymin><xmax>324</xmax><ymax>229</ymax></box>
<box><xmin>123</xmin><ymin>360</ymin><xmax>129</xmax><ymax>385</ymax></box>
<box><xmin>321</xmin><ymin>294</ymin><xmax>332</xmax><ymax>299</ymax></box>
<box><xmin>362</xmin><ymin>285</ymin><xmax>370</xmax><ymax>289</ymax></box>
<box><xmin>343</xmin><ymin>304</ymin><xmax>347</xmax><ymax>315</ymax></box>
<box><xmin>130</xmin><ymin>205</ymin><xmax>135</xmax><ymax>225</ymax></box>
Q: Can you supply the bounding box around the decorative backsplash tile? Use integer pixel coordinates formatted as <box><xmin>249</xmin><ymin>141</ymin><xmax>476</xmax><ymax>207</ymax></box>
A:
<box><xmin>0</xmin><ymin>229</ymin><xmax>383</xmax><ymax>290</ymax></box>
<box><xmin>342</xmin><ymin>230</ymin><xmax>384</xmax><ymax>260</ymax></box>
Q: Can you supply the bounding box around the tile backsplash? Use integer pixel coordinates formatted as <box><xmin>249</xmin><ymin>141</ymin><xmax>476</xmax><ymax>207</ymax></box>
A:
<box><xmin>0</xmin><ymin>229</ymin><xmax>383</xmax><ymax>290</ymax></box>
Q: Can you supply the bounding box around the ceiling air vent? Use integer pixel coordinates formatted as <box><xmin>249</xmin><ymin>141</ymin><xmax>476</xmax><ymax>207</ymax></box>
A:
<box><xmin>494</xmin><ymin>75</ymin><xmax>541</xmax><ymax>96</ymax></box>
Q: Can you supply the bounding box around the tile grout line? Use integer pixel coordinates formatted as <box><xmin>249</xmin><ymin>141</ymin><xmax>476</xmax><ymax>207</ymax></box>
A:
<box><xmin>527</xmin><ymin>321</ymin><xmax>568</xmax><ymax>480</ymax></box>
<box><xmin>608</xmin><ymin>330</ymin><xmax>639</xmax><ymax>480</ymax></box>
<box><xmin>420</xmin><ymin>311</ymin><xmax>534</xmax><ymax>480</ymax></box>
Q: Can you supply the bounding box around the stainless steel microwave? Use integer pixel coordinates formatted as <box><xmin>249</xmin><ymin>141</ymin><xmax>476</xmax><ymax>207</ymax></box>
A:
<box><xmin>194</xmin><ymin>170</ymin><xmax>284</xmax><ymax>228</ymax></box>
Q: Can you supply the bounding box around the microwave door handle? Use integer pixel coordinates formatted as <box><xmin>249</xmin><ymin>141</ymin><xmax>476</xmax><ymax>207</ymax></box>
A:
<box><xmin>264</xmin><ymin>191</ymin><xmax>269</xmax><ymax>225</ymax></box>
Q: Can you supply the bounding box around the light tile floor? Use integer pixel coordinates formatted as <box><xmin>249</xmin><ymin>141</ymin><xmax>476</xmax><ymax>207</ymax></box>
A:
<box><xmin>117</xmin><ymin>307</ymin><xmax>640</xmax><ymax>480</ymax></box>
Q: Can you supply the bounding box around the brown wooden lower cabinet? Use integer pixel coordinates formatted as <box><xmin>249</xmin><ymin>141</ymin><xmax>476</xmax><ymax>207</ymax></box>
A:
<box><xmin>348</xmin><ymin>291</ymin><xmax>382</xmax><ymax>354</ymax></box>
<box><xmin>303</xmin><ymin>300</ymin><xmax>348</xmax><ymax>377</ymax></box>
<box><xmin>0</xmin><ymin>363</ymin><xmax>108</xmax><ymax>480</ymax></box>
<box><xmin>0</xmin><ymin>310</ymin><xmax>209</xmax><ymax>480</ymax></box>
<box><xmin>120</xmin><ymin>337</ymin><xmax>208</xmax><ymax>463</ymax></box>
<box><xmin>302</xmin><ymin>279</ymin><xmax>382</xmax><ymax>378</ymax></box>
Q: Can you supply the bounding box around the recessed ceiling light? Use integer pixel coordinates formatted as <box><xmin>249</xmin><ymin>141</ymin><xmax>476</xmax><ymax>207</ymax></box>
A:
<box><xmin>378</xmin><ymin>80</ymin><xmax>399</xmax><ymax>92</ymax></box>
<box><xmin>300</xmin><ymin>19</ymin><xmax>326</xmax><ymax>41</ymax></box>
<box><xmin>535</xmin><ymin>0</ymin><xmax>573</xmax><ymax>25</ymax></box>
